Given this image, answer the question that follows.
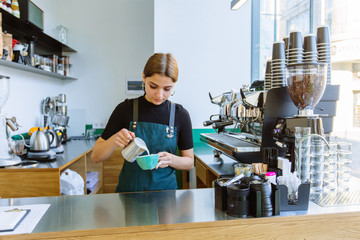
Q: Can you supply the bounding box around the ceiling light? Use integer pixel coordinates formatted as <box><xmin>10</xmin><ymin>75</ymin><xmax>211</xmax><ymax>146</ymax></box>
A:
<box><xmin>231</xmin><ymin>0</ymin><xmax>249</xmax><ymax>10</ymax></box>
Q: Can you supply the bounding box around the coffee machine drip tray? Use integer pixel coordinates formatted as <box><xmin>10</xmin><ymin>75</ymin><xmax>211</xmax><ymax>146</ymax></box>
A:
<box><xmin>27</xmin><ymin>150</ymin><xmax>57</xmax><ymax>162</ymax></box>
<box><xmin>200</xmin><ymin>132</ymin><xmax>261</xmax><ymax>164</ymax></box>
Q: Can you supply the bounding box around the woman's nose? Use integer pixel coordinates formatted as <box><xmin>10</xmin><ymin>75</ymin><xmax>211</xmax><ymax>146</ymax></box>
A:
<box><xmin>155</xmin><ymin>89</ymin><xmax>163</xmax><ymax>97</ymax></box>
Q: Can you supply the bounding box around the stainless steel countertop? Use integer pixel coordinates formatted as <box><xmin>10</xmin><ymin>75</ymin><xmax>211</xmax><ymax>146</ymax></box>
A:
<box><xmin>194</xmin><ymin>142</ymin><xmax>238</xmax><ymax>177</ymax></box>
<box><xmin>1</xmin><ymin>188</ymin><xmax>360</xmax><ymax>234</ymax></box>
<box><xmin>24</xmin><ymin>139</ymin><xmax>96</xmax><ymax>169</ymax></box>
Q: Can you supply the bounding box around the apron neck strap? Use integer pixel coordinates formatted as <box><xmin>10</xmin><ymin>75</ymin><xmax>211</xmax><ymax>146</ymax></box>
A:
<box><xmin>132</xmin><ymin>98</ymin><xmax>139</xmax><ymax>129</ymax></box>
<box><xmin>167</xmin><ymin>102</ymin><xmax>176</xmax><ymax>138</ymax></box>
<box><xmin>169</xmin><ymin>102</ymin><xmax>175</xmax><ymax>128</ymax></box>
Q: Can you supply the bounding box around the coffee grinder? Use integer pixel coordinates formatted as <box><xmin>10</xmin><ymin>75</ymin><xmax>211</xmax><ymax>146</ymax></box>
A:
<box><xmin>272</xmin><ymin>63</ymin><xmax>328</xmax><ymax>168</ymax></box>
<box><xmin>0</xmin><ymin>75</ymin><xmax>21</xmax><ymax>167</ymax></box>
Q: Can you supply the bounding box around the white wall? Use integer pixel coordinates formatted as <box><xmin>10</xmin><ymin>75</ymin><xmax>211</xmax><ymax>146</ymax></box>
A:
<box><xmin>2</xmin><ymin>0</ymin><xmax>154</xmax><ymax>136</ymax></box>
<box><xmin>58</xmin><ymin>0</ymin><xmax>155</xmax><ymax>136</ymax></box>
<box><xmin>154</xmin><ymin>0</ymin><xmax>252</xmax><ymax>128</ymax></box>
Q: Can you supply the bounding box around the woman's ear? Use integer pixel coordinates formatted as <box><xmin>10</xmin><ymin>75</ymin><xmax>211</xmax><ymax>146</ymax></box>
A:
<box><xmin>142</xmin><ymin>73</ymin><xmax>146</xmax><ymax>83</ymax></box>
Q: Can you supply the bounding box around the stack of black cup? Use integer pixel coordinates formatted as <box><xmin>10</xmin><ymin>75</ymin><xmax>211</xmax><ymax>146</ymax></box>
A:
<box><xmin>288</xmin><ymin>31</ymin><xmax>304</xmax><ymax>64</ymax></box>
<box><xmin>250</xmin><ymin>180</ymin><xmax>273</xmax><ymax>217</ymax></box>
<box><xmin>226</xmin><ymin>183</ymin><xmax>250</xmax><ymax>218</ymax></box>
<box><xmin>271</xmin><ymin>41</ymin><xmax>287</xmax><ymax>88</ymax></box>
<box><xmin>283</xmin><ymin>36</ymin><xmax>289</xmax><ymax>65</ymax></box>
<box><xmin>303</xmin><ymin>34</ymin><xmax>318</xmax><ymax>63</ymax></box>
<box><xmin>265</xmin><ymin>59</ymin><xmax>272</xmax><ymax>90</ymax></box>
<box><xmin>214</xmin><ymin>177</ymin><xmax>231</xmax><ymax>212</ymax></box>
<box><xmin>317</xmin><ymin>25</ymin><xmax>331</xmax><ymax>84</ymax></box>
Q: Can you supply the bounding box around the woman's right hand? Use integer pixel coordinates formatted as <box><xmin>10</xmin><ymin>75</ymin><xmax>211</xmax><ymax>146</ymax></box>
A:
<box><xmin>113</xmin><ymin>128</ymin><xmax>135</xmax><ymax>149</ymax></box>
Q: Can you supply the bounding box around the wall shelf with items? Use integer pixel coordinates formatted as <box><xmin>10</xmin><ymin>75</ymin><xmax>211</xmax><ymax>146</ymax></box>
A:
<box><xmin>0</xmin><ymin>8</ymin><xmax>76</xmax><ymax>55</ymax></box>
<box><xmin>0</xmin><ymin>7</ymin><xmax>77</xmax><ymax>80</ymax></box>
<box><xmin>0</xmin><ymin>58</ymin><xmax>77</xmax><ymax>80</ymax></box>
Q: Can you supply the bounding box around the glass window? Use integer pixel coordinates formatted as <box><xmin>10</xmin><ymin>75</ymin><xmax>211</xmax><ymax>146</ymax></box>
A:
<box><xmin>252</xmin><ymin>0</ymin><xmax>360</xmax><ymax>177</ymax></box>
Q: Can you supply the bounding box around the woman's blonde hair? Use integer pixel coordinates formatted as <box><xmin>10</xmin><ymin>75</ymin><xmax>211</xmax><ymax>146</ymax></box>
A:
<box><xmin>143</xmin><ymin>53</ymin><xmax>179</xmax><ymax>83</ymax></box>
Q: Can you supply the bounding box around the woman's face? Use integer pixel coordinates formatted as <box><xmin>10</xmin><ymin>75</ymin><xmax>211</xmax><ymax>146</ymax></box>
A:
<box><xmin>143</xmin><ymin>73</ymin><xmax>175</xmax><ymax>105</ymax></box>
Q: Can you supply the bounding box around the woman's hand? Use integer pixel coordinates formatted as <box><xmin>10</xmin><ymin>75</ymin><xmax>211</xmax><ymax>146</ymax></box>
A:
<box><xmin>156</xmin><ymin>152</ymin><xmax>173</xmax><ymax>169</ymax></box>
<box><xmin>113</xmin><ymin>128</ymin><xmax>135</xmax><ymax>149</ymax></box>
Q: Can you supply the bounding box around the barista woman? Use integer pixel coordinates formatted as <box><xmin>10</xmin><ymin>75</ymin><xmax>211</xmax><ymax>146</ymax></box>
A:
<box><xmin>91</xmin><ymin>53</ymin><xmax>194</xmax><ymax>192</ymax></box>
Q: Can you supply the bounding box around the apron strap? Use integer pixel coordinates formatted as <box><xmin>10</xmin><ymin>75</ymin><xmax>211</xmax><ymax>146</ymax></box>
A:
<box><xmin>132</xmin><ymin>98</ymin><xmax>138</xmax><ymax>130</ymax></box>
<box><xmin>167</xmin><ymin>102</ymin><xmax>176</xmax><ymax>138</ymax></box>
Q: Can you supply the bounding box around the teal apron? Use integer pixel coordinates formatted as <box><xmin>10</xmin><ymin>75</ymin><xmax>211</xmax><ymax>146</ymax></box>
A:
<box><xmin>115</xmin><ymin>99</ymin><xmax>178</xmax><ymax>192</ymax></box>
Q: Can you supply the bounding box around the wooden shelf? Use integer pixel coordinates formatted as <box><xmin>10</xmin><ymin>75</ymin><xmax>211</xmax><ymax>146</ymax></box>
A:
<box><xmin>0</xmin><ymin>58</ymin><xmax>77</xmax><ymax>80</ymax></box>
<box><xmin>0</xmin><ymin>8</ymin><xmax>76</xmax><ymax>55</ymax></box>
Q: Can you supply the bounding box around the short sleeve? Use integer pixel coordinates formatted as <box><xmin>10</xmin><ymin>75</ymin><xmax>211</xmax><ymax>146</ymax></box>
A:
<box><xmin>176</xmin><ymin>105</ymin><xmax>193</xmax><ymax>150</ymax></box>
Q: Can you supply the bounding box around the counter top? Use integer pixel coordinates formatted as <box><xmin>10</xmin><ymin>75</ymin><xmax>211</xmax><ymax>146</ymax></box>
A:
<box><xmin>0</xmin><ymin>139</ymin><xmax>99</xmax><ymax>199</ymax></box>
<box><xmin>194</xmin><ymin>142</ymin><xmax>238</xmax><ymax>177</ymax></box>
<box><xmin>1</xmin><ymin>188</ymin><xmax>360</xmax><ymax>239</ymax></box>
<box><xmin>1</xmin><ymin>142</ymin><xmax>360</xmax><ymax>238</ymax></box>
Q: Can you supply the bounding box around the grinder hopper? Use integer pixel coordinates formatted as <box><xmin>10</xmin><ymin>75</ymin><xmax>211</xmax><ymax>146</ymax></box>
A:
<box><xmin>285</xmin><ymin>62</ymin><xmax>328</xmax><ymax>135</ymax></box>
<box><xmin>286</xmin><ymin>63</ymin><xmax>327</xmax><ymax>117</ymax></box>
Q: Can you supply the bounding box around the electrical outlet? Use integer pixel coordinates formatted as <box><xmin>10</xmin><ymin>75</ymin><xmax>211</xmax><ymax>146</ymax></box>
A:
<box><xmin>92</xmin><ymin>121</ymin><xmax>106</xmax><ymax>129</ymax></box>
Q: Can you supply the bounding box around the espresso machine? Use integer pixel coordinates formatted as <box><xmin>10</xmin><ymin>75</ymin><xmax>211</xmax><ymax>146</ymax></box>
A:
<box><xmin>201</xmin><ymin>70</ymin><xmax>339</xmax><ymax>169</ymax></box>
<box><xmin>0</xmin><ymin>75</ymin><xmax>21</xmax><ymax>167</ymax></box>
<box><xmin>200</xmin><ymin>85</ymin><xmax>265</xmax><ymax>164</ymax></box>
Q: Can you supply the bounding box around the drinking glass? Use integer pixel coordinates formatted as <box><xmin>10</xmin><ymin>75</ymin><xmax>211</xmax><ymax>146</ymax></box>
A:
<box><xmin>322</xmin><ymin>142</ymin><xmax>337</xmax><ymax>193</ymax></box>
<box><xmin>337</xmin><ymin>142</ymin><xmax>352</xmax><ymax>192</ymax></box>
<box><xmin>234</xmin><ymin>163</ymin><xmax>252</xmax><ymax>177</ymax></box>
<box><xmin>309</xmin><ymin>136</ymin><xmax>326</xmax><ymax>193</ymax></box>
<box><xmin>295</xmin><ymin>127</ymin><xmax>311</xmax><ymax>182</ymax></box>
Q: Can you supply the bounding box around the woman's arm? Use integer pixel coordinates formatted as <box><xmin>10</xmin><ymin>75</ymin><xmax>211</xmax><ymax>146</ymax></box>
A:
<box><xmin>91</xmin><ymin>128</ymin><xmax>135</xmax><ymax>163</ymax></box>
<box><xmin>156</xmin><ymin>148</ymin><xmax>194</xmax><ymax>170</ymax></box>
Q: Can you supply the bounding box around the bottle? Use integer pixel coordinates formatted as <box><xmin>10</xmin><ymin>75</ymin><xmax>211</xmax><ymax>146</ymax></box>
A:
<box><xmin>6</xmin><ymin>0</ymin><xmax>12</xmax><ymax>14</ymax></box>
<box><xmin>11</xmin><ymin>0</ymin><xmax>19</xmax><ymax>18</ymax></box>
<box><xmin>1</xmin><ymin>0</ymin><xmax>7</xmax><ymax>10</ymax></box>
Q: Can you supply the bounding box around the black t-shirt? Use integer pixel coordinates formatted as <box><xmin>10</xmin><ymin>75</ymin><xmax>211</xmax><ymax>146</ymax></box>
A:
<box><xmin>101</xmin><ymin>96</ymin><xmax>193</xmax><ymax>150</ymax></box>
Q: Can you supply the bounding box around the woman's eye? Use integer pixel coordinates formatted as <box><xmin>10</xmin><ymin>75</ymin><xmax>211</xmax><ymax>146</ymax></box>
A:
<box><xmin>150</xmin><ymin>85</ymin><xmax>156</xmax><ymax>89</ymax></box>
<box><xmin>165</xmin><ymin>88</ymin><xmax>172</xmax><ymax>92</ymax></box>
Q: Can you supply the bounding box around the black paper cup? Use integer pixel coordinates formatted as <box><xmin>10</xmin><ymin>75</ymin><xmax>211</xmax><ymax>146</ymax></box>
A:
<box><xmin>283</xmin><ymin>36</ymin><xmax>289</xmax><ymax>50</ymax></box>
<box><xmin>289</xmin><ymin>31</ymin><xmax>303</xmax><ymax>49</ymax></box>
<box><xmin>316</xmin><ymin>25</ymin><xmax>330</xmax><ymax>44</ymax></box>
<box><xmin>303</xmin><ymin>34</ymin><xmax>317</xmax><ymax>52</ymax></box>
<box><xmin>272</xmin><ymin>41</ymin><xmax>286</xmax><ymax>60</ymax></box>
<box><xmin>266</xmin><ymin>60</ymin><xmax>272</xmax><ymax>74</ymax></box>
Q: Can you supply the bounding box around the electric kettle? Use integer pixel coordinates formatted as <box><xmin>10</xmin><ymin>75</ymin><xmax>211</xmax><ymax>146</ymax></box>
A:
<box><xmin>25</xmin><ymin>127</ymin><xmax>55</xmax><ymax>152</ymax></box>
<box><xmin>45</xmin><ymin>128</ymin><xmax>63</xmax><ymax>148</ymax></box>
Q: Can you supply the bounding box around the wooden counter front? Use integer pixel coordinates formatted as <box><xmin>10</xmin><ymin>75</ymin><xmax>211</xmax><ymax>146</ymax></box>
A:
<box><xmin>3</xmin><ymin>208</ymin><xmax>360</xmax><ymax>239</ymax></box>
<box><xmin>1</xmin><ymin>187</ymin><xmax>360</xmax><ymax>239</ymax></box>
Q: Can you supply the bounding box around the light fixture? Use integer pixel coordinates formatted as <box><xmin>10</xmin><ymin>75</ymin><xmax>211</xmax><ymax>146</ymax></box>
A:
<box><xmin>231</xmin><ymin>0</ymin><xmax>249</xmax><ymax>10</ymax></box>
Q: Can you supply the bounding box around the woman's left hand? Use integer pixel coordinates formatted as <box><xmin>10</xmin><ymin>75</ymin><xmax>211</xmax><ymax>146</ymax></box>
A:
<box><xmin>156</xmin><ymin>152</ymin><xmax>173</xmax><ymax>169</ymax></box>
